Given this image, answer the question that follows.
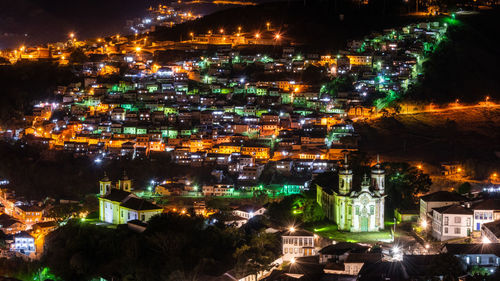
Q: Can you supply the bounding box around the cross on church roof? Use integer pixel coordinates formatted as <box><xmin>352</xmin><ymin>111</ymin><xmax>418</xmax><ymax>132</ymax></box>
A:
<box><xmin>362</xmin><ymin>174</ymin><xmax>370</xmax><ymax>186</ymax></box>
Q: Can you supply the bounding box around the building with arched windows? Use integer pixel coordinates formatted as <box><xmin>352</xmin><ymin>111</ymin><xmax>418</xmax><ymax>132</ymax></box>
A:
<box><xmin>317</xmin><ymin>158</ymin><xmax>386</xmax><ymax>232</ymax></box>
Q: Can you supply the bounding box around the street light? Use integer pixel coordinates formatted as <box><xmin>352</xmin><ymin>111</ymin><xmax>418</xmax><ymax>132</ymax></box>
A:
<box><xmin>289</xmin><ymin>226</ymin><xmax>295</xmax><ymax>232</ymax></box>
<box><xmin>219</xmin><ymin>28</ymin><xmax>224</xmax><ymax>34</ymax></box>
<box><xmin>274</xmin><ymin>33</ymin><xmax>281</xmax><ymax>40</ymax></box>
<box><xmin>266</xmin><ymin>22</ymin><xmax>270</xmax><ymax>30</ymax></box>
<box><xmin>421</xmin><ymin>219</ymin><xmax>427</xmax><ymax>229</ymax></box>
<box><xmin>255</xmin><ymin>33</ymin><xmax>260</xmax><ymax>39</ymax></box>
<box><xmin>290</xmin><ymin>257</ymin><xmax>296</xmax><ymax>264</ymax></box>
<box><xmin>135</xmin><ymin>46</ymin><xmax>141</xmax><ymax>52</ymax></box>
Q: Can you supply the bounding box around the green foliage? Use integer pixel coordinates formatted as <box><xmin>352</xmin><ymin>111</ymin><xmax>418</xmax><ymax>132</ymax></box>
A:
<box><xmin>233</xmin><ymin>231</ymin><xmax>280</xmax><ymax>279</ymax></box>
<box><xmin>428</xmin><ymin>253</ymin><xmax>465</xmax><ymax>280</ymax></box>
<box><xmin>469</xmin><ymin>265</ymin><xmax>491</xmax><ymax>276</ymax></box>
<box><xmin>301</xmin><ymin>201</ymin><xmax>325</xmax><ymax>223</ymax></box>
<box><xmin>457</xmin><ymin>182</ymin><xmax>472</xmax><ymax>195</ymax></box>
<box><xmin>0</xmin><ymin>62</ymin><xmax>76</xmax><ymax>126</ymax></box>
<box><xmin>41</xmin><ymin>214</ymin><xmax>280</xmax><ymax>281</ymax></box>
<box><xmin>320</xmin><ymin>75</ymin><xmax>354</xmax><ymax>98</ymax></box>
<box><xmin>406</xmin><ymin>11</ymin><xmax>500</xmax><ymax>103</ymax></box>
<box><xmin>68</xmin><ymin>48</ymin><xmax>89</xmax><ymax>64</ymax></box>
<box><xmin>0</xmin><ymin>258</ymin><xmax>41</xmax><ymax>280</ymax></box>
<box><xmin>266</xmin><ymin>195</ymin><xmax>299</xmax><ymax>227</ymax></box>
<box><xmin>382</xmin><ymin>162</ymin><xmax>432</xmax><ymax>211</ymax></box>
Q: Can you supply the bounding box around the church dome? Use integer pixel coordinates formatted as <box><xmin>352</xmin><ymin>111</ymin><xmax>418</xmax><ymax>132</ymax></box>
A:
<box><xmin>101</xmin><ymin>172</ymin><xmax>110</xmax><ymax>182</ymax></box>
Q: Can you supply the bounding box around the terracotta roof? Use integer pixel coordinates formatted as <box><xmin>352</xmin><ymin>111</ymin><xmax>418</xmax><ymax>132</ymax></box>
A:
<box><xmin>120</xmin><ymin>197</ymin><xmax>162</xmax><ymax>211</ymax></box>
<box><xmin>432</xmin><ymin>204</ymin><xmax>472</xmax><ymax>215</ymax></box>
<box><xmin>319</xmin><ymin>242</ymin><xmax>369</xmax><ymax>255</ymax></box>
<box><xmin>17</xmin><ymin>205</ymin><xmax>43</xmax><ymax>212</ymax></box>
<box><xmin>471</xmin><ymin>199</ymin><xmax>500</xmax><ymax>211</ymax></box>
<box><xmin>101</xmin><ymin>189</ymin><xmax>131</xmax><ymax>202</ymax></box>
<box><xmin>420</xmin><ymin>191</ymin><xmax>465</xmax><ymax>202</ymax></box>
<box><xmin>282</xmin><ymin>229</ymin><xmax>314</xmax><ymax>237</ymax></box>
<box><xmin>444</xmin><ymin>243</ymin><xmax>500</xmax><ymax>256</ymax></box>
<box><xmin>235</xmin><ymin>204</ymin><xmax>264</xmax><ymax>213</ymax></box>
<box><xmin>345</xmin><ymin>253</ymin><xmax>383</xmax><ymax>263</ymax></box>
<box><xmin>482</xmin><ymin>220</ymin><xmax>500</xmax><ymax>238</ymax></box>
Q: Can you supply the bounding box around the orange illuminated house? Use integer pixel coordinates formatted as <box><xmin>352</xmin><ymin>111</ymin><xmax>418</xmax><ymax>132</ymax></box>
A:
<box><xmin>212</xmin><ymin>143</ymin><xmax>241</xmax><ymax>154</ymax></box>
<box><xmin>188</xmin><ymin>139</ymin><xmax>213</xmax><ymax>153</ymax></box>
<box><xmin>149</xmin><ymin>141</ymin><xmax>165</xmax><ymax>152</ymax></box>
<box><xmin>241</xmin><ymin>145</ymin><xmax>270</xmax><ymax>160</ymax></box>
<box><xmin>14</xmin><ymin>205</ymin><xmax>43</xmax><ymax>225</ymax></box>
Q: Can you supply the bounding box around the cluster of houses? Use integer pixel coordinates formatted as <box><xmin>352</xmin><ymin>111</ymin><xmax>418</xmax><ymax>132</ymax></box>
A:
<box><xmin>0</xmin><ymin>188</ymin><xmax>58</xmax><ymax>259</ymax></box>
<box><xmin>419</xmin><ymin>191</ymin><xmax>500</xmax><ymax>242</ymax></box>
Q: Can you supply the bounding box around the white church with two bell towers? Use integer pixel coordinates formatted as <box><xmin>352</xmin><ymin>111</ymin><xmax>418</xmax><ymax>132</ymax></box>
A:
<box><xmin>317</xmin><ymin>156</ymin><xmax>386</xmax><ymax>232</ymax></box>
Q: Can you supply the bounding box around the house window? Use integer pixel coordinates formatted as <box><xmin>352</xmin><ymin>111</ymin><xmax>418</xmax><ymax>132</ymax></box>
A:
<box><xmin>444</xmin><ymin>217</ymin><xmax>449</xmax><ymax>225</ymax></box>
<box><xmin>476</xmin><ymin>256</ymin><xmax>481</xmax><ymax>264</ymax></box>
<box><xmin>489</xmin><ymin>257</ymin><xmax>494</xmax><ymax>264</ymax></box>
<box><xmin>454</xmin><ymin>228</ymin><xmax>461</xmax><ymax>234</ymax></box>
<box><xmin>466</xmin><ymin>256</ymin><xmax>470</xmax><ymax>264</ymax></box>
<box><xmin>466</xmin><ymin>218</ymin><xmax>471</xmax><ymax>226</ymax></box>
<box><xmin>444</xmin><ymin>227</ymin><xmax>448</xmax><ymax>234</ymax></box>
<box><xmin>455</xmin><ymin>217</ymin><xmax>461</xmax><ymax>224</ymax></box>
<box><xmin>370</xmin><ymin>205</ymin><xmax>374</xmax><ymax>215</ymax></box>
<box><xmin>127</xmin><ymin>213</ymin><xmax>130</xmax><ymax>220</ymax></box>
<box><xmin>141</xmin><ymin>214</ymin><xmax>145</xmax><ymax>221</ymax></box>
<box><xmin>355</xmin><ymin>206</ymin><xmax>360</xmax><ymax>215</ymax></box>
<box><xmin>284</xmin><ymin>248</ymin><xmax>288</xmax><ymax>254</ymax></box>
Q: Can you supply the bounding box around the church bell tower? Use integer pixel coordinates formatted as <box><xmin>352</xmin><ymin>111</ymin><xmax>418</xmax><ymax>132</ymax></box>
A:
<box><xmin>339</xmin><ymin>154</ymin><xmax>353</xmax><ymax>195</ymax></box>
<box><xmin>99</xmin><ymin>172</ymin><xmax>112</xmax><ymax>196</ymax></box>
<box><xmin>118</xmin><ymin>170</ymin><xmax>132</xmax><ymax>192</ymax></box>
<box><xmin>371</xmin><ymin>155</ymin><xmax>385</xmax><ymax>194</ymax></box>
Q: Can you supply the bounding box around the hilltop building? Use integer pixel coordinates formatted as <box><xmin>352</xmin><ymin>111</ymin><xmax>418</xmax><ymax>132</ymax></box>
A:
<box><xmin>317</xmin><ymin>157</ymin><xmax>385</xmax><ymax>232</ymax></box>
<box><xmin>98</xmin><ymin>172</ymin><xmax>163</xmax><ymax>225</ymax></box>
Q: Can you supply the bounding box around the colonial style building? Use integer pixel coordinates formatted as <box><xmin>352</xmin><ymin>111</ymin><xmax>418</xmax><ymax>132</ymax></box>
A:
<box><xmin>281</xmin><ymin>228</ymin><xmax>316</xmax><ymax>262</ymax></box>
<box><xmin>98</xmin><ymin>172</ymin><xmax>163</xmax><ymax>225</ymax></box>
<box><xmin>431</xmin><ymin>204</ymin><xmax>473</xmax><ymax>241</ymax></box>
<box><xmin>317</xmin><ymin>158</ymin><xmax>385</xmax><ymax>232</ymax></box>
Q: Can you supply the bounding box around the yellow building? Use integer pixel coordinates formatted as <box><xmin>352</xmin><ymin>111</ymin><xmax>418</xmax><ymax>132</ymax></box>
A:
<box><xmin>241</xmin><ymin>145</ymin><xmax>270</xmax><ymax>160</ymax></box>
<box><xmin>98</xmin><ymin>173</ymin><xmax>163</xmax><ymax>225</ymax></box>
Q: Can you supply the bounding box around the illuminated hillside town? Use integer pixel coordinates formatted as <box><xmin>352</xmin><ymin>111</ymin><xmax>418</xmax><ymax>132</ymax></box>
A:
<box><xmin>0</xmin><ymin>1</ymin><xmax>499</xmax><ymax>280</ymax></box>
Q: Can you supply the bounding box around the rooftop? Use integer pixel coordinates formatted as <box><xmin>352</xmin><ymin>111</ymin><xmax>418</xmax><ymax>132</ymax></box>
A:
<box><xmin>432</xmin><ymin>204</ymin><xmax>473</xmax><ymax>215</ymax></box>
<box><xmin>444</xmin><ymin>243</ymin><xmax>500</xmax><ymax>256</ymax></box>
<box><xmin>420</xmin><ymin>191</ymin><xmax>466</xmax><ymax>202</ymax></box>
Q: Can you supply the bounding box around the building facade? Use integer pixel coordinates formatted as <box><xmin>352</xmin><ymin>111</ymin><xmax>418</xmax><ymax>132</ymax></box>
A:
<box><xmin>281</xmin><ymin>229</ymin><xmax>316</xmax><ymax>262</ymax></box>
<box><xmin>317</xmin><ymin>160</ymin><xmax>385</xmax><ymax>232</ymax></box>
<box><xmin>98</xmin><ymin>173</ymin><xmax>163</xmax><ymax>225</ymax></box>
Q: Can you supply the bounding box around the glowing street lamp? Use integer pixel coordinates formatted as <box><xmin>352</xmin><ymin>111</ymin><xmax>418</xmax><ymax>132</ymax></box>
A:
<box><xmin>190</xmin><ymin>32</ymin><xmax>194</xmax><ymax>41</ymax></box>
<box><xmin>290</xmin><ymin>257</ymin><xmax>296</xmax><ymax>264</ymax></box>
<box><xmin>238</xmin><ymin>26</ymin><xmax>242</xmax><ymax>33</ymax></box>
<box><xmin>255</xmin><ymin>33</ymin><xmax>260</xmax><ymax>39</ymax></box>
<box><xmin>421</xmin><ymin>219</ymin><xmax>428</xmax><ymax>229</ymax></box>
<box><xmin>69</xmin><ymin>32</ymin><xmax>75</xmax><ymax>39</ymax></box>
<box><xmin>274</xmin><ymin>33</ymin><xmax>281</xmax><ymax>40</ymax></box>
<box><xmin>135</xmin><ymin>46</ymin><xmax>141</xmax><ymax>52</ymax></box>
<box><xmin>289</xmin><ymin>226</ymin><xmax>295</xmax><ymax>232</ymax></box>
<box><xmin>266</xmin><ymin>22</ymin><xmax>270</xmax><ymax>30</ymax></box>
<box><xmin>219</xmin><ymin>28</ymin><xmax>224</xmax><ymax>34</ymax></box>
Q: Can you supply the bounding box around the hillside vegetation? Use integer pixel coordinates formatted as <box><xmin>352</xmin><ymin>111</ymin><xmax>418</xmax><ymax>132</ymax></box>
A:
<box><xmin>355</xmin><ymin>107</ymin><xmax>500</xmax><ymax>179</ymax></box>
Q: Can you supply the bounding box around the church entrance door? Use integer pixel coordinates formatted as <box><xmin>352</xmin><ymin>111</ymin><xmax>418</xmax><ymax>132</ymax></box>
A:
<box><xmin>361</xmin><ymin>216</ymin><xmax>368</xmax><ymax>232</ymax></box>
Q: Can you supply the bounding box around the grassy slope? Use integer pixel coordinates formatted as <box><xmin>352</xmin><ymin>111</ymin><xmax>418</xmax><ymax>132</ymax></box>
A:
<box><xmin>355</xmin><ymin>107</ymin><xmax>500</xmax><ymax>178</ymax></box>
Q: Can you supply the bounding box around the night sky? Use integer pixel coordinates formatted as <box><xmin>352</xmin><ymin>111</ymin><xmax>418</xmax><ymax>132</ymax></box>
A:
<box><xmin>0</xmin><ymin>0</ymin><xmax>269</xmax><ymax>49</ymax></box>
